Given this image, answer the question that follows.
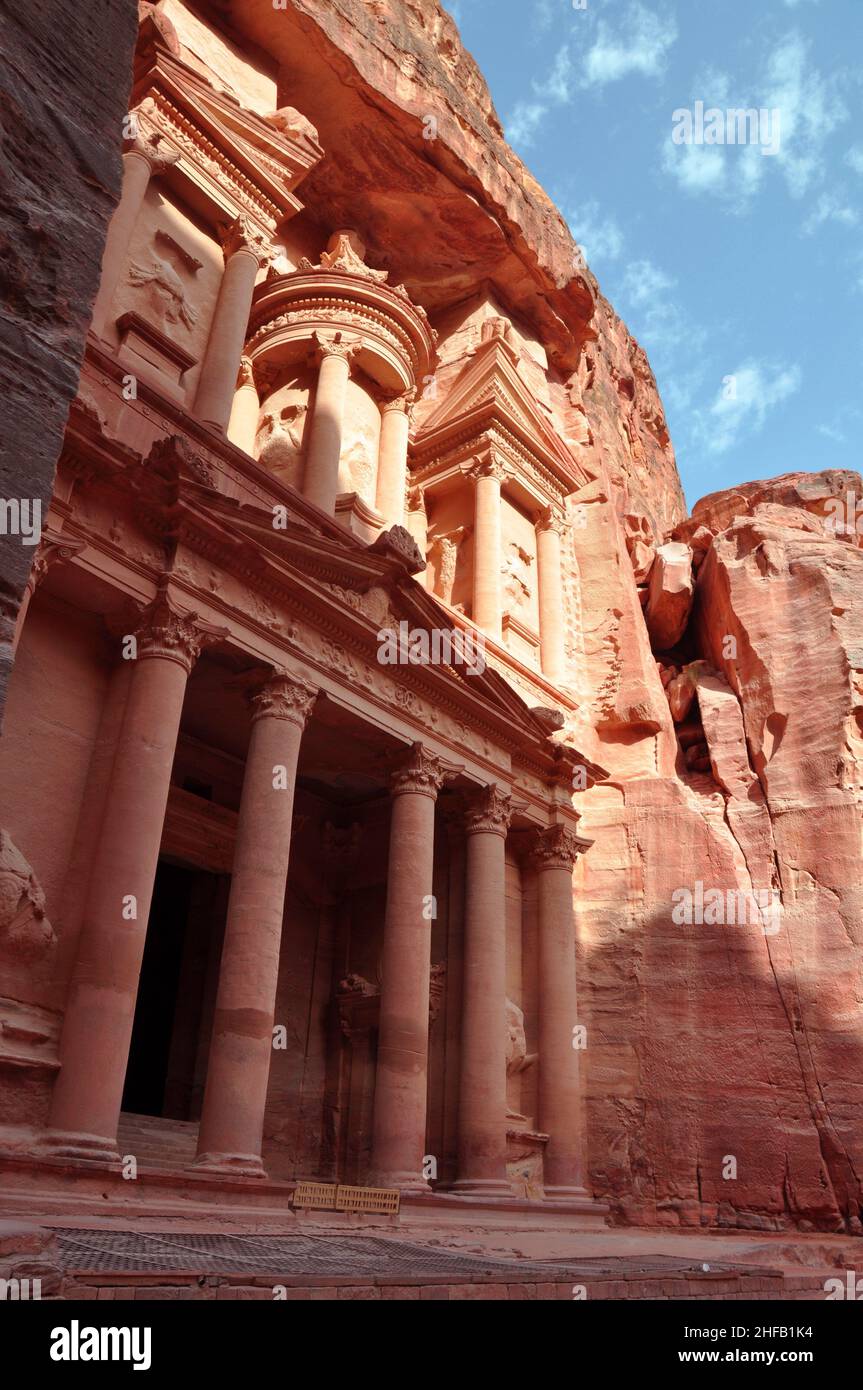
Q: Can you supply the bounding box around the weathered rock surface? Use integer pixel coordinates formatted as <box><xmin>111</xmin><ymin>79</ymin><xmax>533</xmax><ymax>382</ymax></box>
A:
<box><xmin>0</xmin><ymin>0</ymin><xmax>138</xmax><ymax>726</ymax></box>
<box><xmin>645</xmin><ymin>541</ymin><xmax>694</xmax><ymax>650</ymax></box>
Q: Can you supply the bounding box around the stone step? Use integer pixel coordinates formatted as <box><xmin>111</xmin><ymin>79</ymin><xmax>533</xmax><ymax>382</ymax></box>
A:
<box><xmin>116</xmin><ymin>1113</ymin><xmax>199</xmax><ymax>1170</ymax></box>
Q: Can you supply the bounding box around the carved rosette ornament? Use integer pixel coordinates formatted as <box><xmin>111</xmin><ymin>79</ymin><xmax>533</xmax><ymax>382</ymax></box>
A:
<box><xmin>463</xmin><ymin>783</ymin><xmax>514</xmax><ymax>837</ymax></box>
<box><xmin>529</xmin><ymin>823</ymin><xmax>592</xmax><ymax>871</ymax></box>
<box><xmin>132</xmin><ymin>594</ymin><xmax>225</xmax><ymax>673</ymax></box>
<box><xmin>248</xmin><ymin>672</ymin><xmax>318</xmax><ymax>728</ymax></box>
<box><xmin>390</xmin><ymin>742</ymin><xmax>447</xmax><ymax>800</ymax></box>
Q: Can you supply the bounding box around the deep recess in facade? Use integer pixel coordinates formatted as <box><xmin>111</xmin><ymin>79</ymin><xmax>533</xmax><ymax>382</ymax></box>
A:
<box><xmin>0</xmin><ymin>0</ymin><xmax>861</xmax><ymax>1244</ymax></box>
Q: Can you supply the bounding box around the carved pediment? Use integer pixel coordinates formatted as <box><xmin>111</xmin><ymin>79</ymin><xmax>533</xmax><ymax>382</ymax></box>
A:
<box><xmin>415</xmin><ymin>333</ymin><xmax>586</xmax><ymax>488</ymax></box>
<box><xmin>130</xmin><ymin>35</ymin><xmax>324</xmax><ymax>234</ymax></box>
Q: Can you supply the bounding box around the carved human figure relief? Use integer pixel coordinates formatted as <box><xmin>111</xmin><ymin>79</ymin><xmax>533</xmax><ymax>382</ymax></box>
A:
<box><xmin>500</xmin><ymin>541</ymin><xmax>533</xmax><ymax>617</ymax></box>
<box><xmin>428</xmin><ymin>526</ymin><xmax>469</xmax><ymax>605</ymax></box>
<box><xmin>128</xmin><ymin>249</ymin><xmax>197</xmax><ymax>330</ymax></box>
<box><xmin>256</xmin><ymin>403</ymin><xmax>309</xmax><ymax>480</ymax></box>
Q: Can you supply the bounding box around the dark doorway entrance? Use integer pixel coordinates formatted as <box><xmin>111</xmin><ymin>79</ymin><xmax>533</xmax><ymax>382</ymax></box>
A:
<box><xmin>122</xmin><ymin>860</ymin><xmax>227</xmax><ymax>1120</ymax></box>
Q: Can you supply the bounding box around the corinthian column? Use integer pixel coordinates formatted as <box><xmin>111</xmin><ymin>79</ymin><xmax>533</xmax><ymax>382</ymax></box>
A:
<box><xmin>452</xmin><ymin>784</ymin><xmax>513</xmax><ymax>1195</ymax></box>
<box><xmin>194</xmin><ymin>671</ymin><xmax>317</xmax><ymax>1176</ymax></box>
<box><xmin>375</xmin><ymin>392</ymin><xmax>414</xmax><ymax>525</ymax></box>
<box><xmin>44</xmin><ymin>597</ymin><xmax>222</xmax><ymax>1162</ymax></box>
<box><xmin>470</xmin><ymin>456</ymin><xmax>506</xmax><ymax>641</ymax></box>
<box><xmin>302</xmin><ymin>331</ymin><xmax>362</xmax><ymax>516</ymax></box>
<box><xmin>370</xmin><ymin>743</ymin><xmax>446</xmax><ymax>1190</ymax></box>
<box><xmin>91</xmin><ymin>110</ymin><xmax>179</xmax><ymax>340</ymax></box>
<box><xmin>531</xmin><ymin>823</ymin><xmax>593</xmax><ymax>1199</ymax></box>
<box><xmin>536</xmin><ymin>507</ymin><xmax>567</xmax><ymax>685</ymax></box>
<box><xmin>194</xmin><ymin>216</ymin><xmax>271</xmax><ymax>433</ymax></box>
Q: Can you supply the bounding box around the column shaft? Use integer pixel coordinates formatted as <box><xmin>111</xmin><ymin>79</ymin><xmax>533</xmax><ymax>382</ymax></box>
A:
<box><xmin>45</xmin><ymin>603</ymin><xmax>206</xmax><ymax>1161</ymax></box>
<box><xmin>375</xmin><ymin>397</ymin><xmax>411</xmax><ymax>525</ymax></box>
<box><xmin>302</xmin><ymin>343</ymin><xmax>354</xmax><ymax>514</ymax></box>
<box><xmin>472</xmin><ymin>465</ymin><xmax>503</xmax><ymax>640</ymax></box>
<box><xmin>194</xmin><ymin>248</ymin><xmax>261</xmax><ymax>432</ymax></box>
<box><xmin>534</xmin><ymin>826</ymin><xmax>591</xmax><ymax>1198</ymax></box>
<box><xmin>453</xmin><ymin>786</ymin><xmax>512</xmax><ymax>1195</ymax></box>
<box><xmin>194</xmin><ymin>674</ymin><xmax>315</xmax><ymax>1175</ymax></box>
<box><xmin>537</xmin><ymin>516</ymin><xmax>566</xmax><ymax>684</ymax></box>
<box><xmin>370</xmin><ymin>745</ymin><xmax>444</xmax><ymax>1189</ymax></box>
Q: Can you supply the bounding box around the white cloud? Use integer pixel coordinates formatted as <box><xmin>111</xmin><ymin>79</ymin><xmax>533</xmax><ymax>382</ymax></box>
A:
<box><xmin>582</xmin><ymin>2</ymin><xmax>677</xmax><ymax>87</ymax></box>
<box><xmin>506</xmin><ymin>101</ymin><xmax>549</xmax><ymax>148</ymax></box>
<box><xmin>564</xmin><ymin>200</ymin><xmax>625</xmax><ymax>264</ymax></box>
<box><xmin>801</xmin><ymin>191</ymin><xmax>858</xmax><ymax>235</ymax></box>
<box><xmin>847</xmin><ymin>146</ymin><xmax>863</xmax><ymax>175</ymax></box>
<box><xmin>544</xmin><ymin>45</ymin><xmax>574</xmax><ymax>103</ymax></box>
<box><xmin>662</xmin><ymin>32</ymin><xmax>849</xmax><ymax>211</ymax></box>
<box><xmin>693</xmin><ymin>361</ymin><xmax>802</xmax><ymax>455</ymax></box>
<box><xmin>505</xmin><ymin>44</ymin><xmax>573</xmax><ymax>148</ymax></box>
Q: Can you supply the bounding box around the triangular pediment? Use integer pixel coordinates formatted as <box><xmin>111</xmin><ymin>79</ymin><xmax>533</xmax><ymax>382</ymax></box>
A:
<box><xmin>416</xmin><ymin>335</ymin><xmax>585</xmax><ymax>485</ymax></box>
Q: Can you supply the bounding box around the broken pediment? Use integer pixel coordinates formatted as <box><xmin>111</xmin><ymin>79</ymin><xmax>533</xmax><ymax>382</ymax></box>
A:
<box><xmin>130</xmin><ymin>36</ymin><xmax>324</xmax><ymax>236</ymax></box>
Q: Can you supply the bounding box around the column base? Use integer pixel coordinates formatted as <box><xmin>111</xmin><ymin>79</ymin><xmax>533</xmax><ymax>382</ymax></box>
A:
<box><xmin>38</xmin><ymin>1129</ymin><xmax>122</xmax><ymax>1167</ymax></box>
<box><xmin>190</xmin><ymin>1151</ymin><xmax>266</xmax><ymax>1179</ymax></box>
<box><xmin>543</xmin><ymin>1184</ymin><xmax>592</xmax><ymax>1203</ymax></box>
<box><xmin>448</xmin><ymin>1177</ymin><xmax>514</xmax><ymax>1198</ymax></box>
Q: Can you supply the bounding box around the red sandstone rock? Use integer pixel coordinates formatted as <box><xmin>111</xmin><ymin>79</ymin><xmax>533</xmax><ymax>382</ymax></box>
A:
<box><xmin>645</xmin><ymin>541</ymin><xmax>694</xmax><ymax>650</ymax></box>
<box><xmin>0</xmin><ymin>0</ymin><xmax>138</xmax><ymax>726</ymax></box>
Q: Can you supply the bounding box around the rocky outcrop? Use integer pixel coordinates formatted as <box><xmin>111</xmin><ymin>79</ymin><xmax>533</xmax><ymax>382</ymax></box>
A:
<box><xmin>0</xmin><ymin>0</ymin><xmax>138</xmax><ymax>727</ymax></box>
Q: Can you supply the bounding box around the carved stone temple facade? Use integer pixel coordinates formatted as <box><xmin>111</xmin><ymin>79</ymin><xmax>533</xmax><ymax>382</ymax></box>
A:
<box><xmin>2</xmin><ymin>0</ymin><xmax>862</xmax><ymax>1238</ymax></box>
<box><xmin>0</xmin><ymin>1</ymin><xmax>607</xmax><ymax>1218</ymax></box>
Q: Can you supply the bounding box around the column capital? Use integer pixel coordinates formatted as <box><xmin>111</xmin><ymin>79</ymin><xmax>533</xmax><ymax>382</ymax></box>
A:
<box><xmin>463</xmin><ymin>783</ymin><xmax>514</xmax><ymax>837</ymax></box>
<box><xmin>467</xmin><ymin>453</ymin><xmax>508</xmax><ymax>486</ymax></box>
<box><xmin>218</xmin><ymin>213</ymin><xmax>273</xmax><ymax>268</ymax></box>
<box><xmin>131</xmin><ymin>593</ymin><xmax>227</xmax><ymax>673</ymax></box>
<box><xmin>380</xmin><ymin>388</ymin><xmax>416</xmax><ymax>416</ymax></box>
<box><xmin>248</xmin><ymin>670</ymin><xmax>318</xmax><ymax>728</ymax></box>
<box><xmin>27</xmin><ymin>530</ymin><xmax>86</xmax><ymax>595</ymax></box>
<box><xmin>406</xmin><ymin>483</ymin><xmax>426</xmax><ymax>514</ymax></box>
<box><xmin>390</xmin><ymin>741</ymin><xmax>447</xmax><ymax>799</ymax></box>
<box><xmin>537</xmin><ymin>505</ymin><xmax>567</xmax><ymax>536</ymax></box>
<box><xmin>529</xmin><ymin>822</ymin><xmax>593</xmax><ymax>871</ymax></box>
<box><xmin>236</xmin><ymin>355</ymin><xmax>257</xmax><ymax>390</ymax></box>
<box><xmin>124</xmin><ymin>99</ymin><xmax>179</xmax><ymax>174</ymax></box>
<box><xmin>310</xmin><ymin>329</ymin><xmax>364</xmax><ymax>368</ymax></box>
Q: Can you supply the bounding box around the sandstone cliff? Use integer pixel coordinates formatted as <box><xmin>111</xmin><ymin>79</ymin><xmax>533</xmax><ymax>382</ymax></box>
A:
<box><xmin>0</xmin><ymin>0</ymin><xmax>138</xmax><ymax>725</ymax></box>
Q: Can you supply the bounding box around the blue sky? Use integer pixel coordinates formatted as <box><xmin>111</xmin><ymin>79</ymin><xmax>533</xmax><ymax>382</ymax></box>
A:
<box><xmin>444</xmin><ymin>0</ymin><xmax>862</xmax><ymax>509</ymax></box>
